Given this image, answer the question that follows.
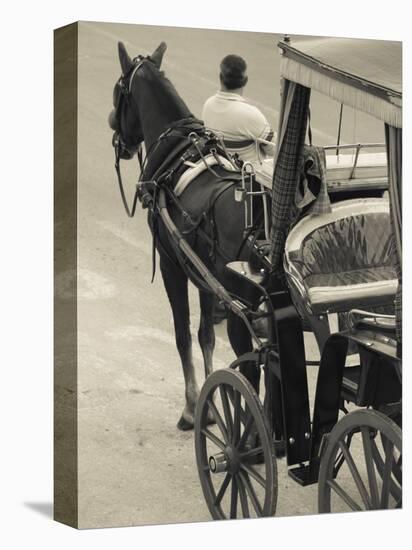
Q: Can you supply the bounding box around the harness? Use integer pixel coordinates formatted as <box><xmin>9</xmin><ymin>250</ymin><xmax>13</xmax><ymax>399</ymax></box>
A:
<box><xmin>136</xmin><ymin>126</ymin><xmax>243</xmax><ymax>283</ymax></box>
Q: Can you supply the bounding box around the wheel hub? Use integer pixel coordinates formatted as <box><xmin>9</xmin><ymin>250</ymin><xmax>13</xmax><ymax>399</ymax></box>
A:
<box><xmin>208</xmin><ymin>452</ymin><xmax>227</xmax><ymax>473</ymax></box>
<box><xmin>209</xmin><ymin>446</ymin><xmax>240</xmax><ymax>475</ymax></box>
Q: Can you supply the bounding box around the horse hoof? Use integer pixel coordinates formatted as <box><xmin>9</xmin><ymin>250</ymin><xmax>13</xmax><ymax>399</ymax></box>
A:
<box><xmin>177</xmin><ymin>416</ymin><xmax>194</xmax><ymax>431</ymax></box>
<box><xmin>274</xmin><ymin>438</ymin><xmax>286</xmax><ymax>458</ymax></box>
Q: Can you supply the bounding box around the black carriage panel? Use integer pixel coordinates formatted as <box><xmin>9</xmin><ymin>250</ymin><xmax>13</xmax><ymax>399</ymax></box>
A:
<box><xmin>355</xmin><ymin>347</ymin><xmax>401</xmax><ymax>407</ymax></box>
<box><xmin>271</xmin><ymin>304</ymin><xmax>311</xmax><ymax>466</ymax></box>
<box><xmin>342</xmin><ymin>325</ymin><xmax>401</xmax><ymax>406</ymax></box>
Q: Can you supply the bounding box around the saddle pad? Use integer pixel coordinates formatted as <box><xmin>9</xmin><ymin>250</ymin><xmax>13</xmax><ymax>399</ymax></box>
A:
<box><xmin>174</xmin><ymin>154</ymin><xmax>235</xmax><ymax>196</ymax></box>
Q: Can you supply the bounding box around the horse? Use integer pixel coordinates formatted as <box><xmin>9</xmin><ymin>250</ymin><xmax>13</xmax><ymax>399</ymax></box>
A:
<box><xmin>108</xmin><ymin>42</ymin><xmax>262</xmax><ymax>430</ymax></box>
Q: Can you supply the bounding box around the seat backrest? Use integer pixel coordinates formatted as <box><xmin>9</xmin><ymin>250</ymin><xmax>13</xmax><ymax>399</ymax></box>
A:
<box><xmin>285</xmin><ymin>198</ymin><xmax>395</xmax><ymax>278</ymax></box>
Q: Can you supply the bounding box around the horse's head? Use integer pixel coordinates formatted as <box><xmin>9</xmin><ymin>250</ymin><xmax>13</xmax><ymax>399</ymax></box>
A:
<box><xmin>108</xmin><ymin>41</ymin><xmax>167</xmax><ymax>160</ymax></box>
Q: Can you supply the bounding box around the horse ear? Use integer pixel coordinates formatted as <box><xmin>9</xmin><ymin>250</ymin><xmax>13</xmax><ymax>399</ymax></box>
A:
<box><xmin>150</xmin><ymin>42</ymin><xmax>167</xmax><ymax>68</ymax></box>
<box><xmin>118</xmin><ymin>42</ymin><xmax>133</xmax><ymax>75</ymax></box>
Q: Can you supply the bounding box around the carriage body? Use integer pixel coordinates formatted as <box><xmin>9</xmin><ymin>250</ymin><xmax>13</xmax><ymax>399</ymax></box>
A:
<box><xmin>194</xmin><ymin>36</ymin><xmax>402</xmax><ymax>518</ymax></box>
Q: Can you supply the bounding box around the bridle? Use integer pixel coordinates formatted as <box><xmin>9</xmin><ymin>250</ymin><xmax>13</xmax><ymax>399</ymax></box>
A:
<box><xmin>112</xmin><ymin>54</ymin><xmax>146</xmax><ymax>151</ymax></box>
<box><xmin>112</xmin><ymin>55</ymin><xmax>148</xmax><ymax>217</ymax></box>
<box><xmin>112</xmin><ymin>53</ymin><xmax>206</xmax><ymax>219</ymax></box>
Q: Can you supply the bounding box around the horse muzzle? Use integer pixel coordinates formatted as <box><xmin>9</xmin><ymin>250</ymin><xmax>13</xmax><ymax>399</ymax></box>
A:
<box><xmin>112</xmin><ymin>131</ymin><xmax>134</xmax><ymax>160</ymax></box>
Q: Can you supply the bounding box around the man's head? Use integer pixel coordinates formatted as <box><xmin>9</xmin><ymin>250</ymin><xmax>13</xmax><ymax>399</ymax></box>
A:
<box><xmin>219</xmin><ymin>54</ymin><xmax>248</xmax><ymax>92</ymax></box>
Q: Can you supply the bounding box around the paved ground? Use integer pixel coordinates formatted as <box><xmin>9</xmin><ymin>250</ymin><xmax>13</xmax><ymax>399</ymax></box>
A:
<box><xmin>61</xmin><ymin>21</ymin><xmax>385</xmax><ymax>528</ymax></box>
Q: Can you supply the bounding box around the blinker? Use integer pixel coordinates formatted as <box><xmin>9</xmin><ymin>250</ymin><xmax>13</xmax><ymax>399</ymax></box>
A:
<box><xmin>108</xmin><ymin>109</ymin><xmax>118</xmax><ymax>131</ymax></box>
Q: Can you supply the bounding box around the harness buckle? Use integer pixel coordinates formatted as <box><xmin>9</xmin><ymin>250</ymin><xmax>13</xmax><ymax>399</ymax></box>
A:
<box><xmin>188</xmin><ymin>131</ymin><xmax>200</xmax><ymax>144</ymax></box>
<box><xmin>137</xmin><ymin>180</ymin><xmax>157</xmax><ymax>209</ymax></box>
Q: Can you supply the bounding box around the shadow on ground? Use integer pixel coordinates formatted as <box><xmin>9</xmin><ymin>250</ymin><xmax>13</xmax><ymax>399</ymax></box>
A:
<box><xmin>24</xmin><ymin>502</ymin><xmax>53</xmax><ymax>519</ymax></box>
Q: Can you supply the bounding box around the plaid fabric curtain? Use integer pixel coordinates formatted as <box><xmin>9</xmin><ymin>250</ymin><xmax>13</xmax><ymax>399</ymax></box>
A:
<box><xmin>270</xmin><ymin>80</ymin><xmax>311</xmax><ymax>270</ymax></box>
<box><xmin>385</xmin><ymin>124</ymin><xmax>402</xmax><ymax>343</ymax></box>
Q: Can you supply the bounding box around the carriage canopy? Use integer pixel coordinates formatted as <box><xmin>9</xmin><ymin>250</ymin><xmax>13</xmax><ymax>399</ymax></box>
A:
<box><xmin>279</xmin><ymin>37</ymin><xmax>402</xmax><ymax>128</ymax></box>
<box><xmin>270</xmin><ymin>36</ymin><xmax>402</xmax><ymax>341</ymax></box>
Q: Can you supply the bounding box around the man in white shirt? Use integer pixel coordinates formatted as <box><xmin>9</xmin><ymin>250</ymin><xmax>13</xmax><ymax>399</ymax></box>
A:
<box><xmin>202</xmin><ymin>54</ymin><xmax>275</xmax><ymax>167</ymax></box>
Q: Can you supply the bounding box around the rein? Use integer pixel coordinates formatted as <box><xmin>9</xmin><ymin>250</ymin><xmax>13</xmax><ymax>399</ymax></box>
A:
<box><xmin>114</xmin><ymin>142</ymin><xmax>142</xmax><ymax>217</ymax></box>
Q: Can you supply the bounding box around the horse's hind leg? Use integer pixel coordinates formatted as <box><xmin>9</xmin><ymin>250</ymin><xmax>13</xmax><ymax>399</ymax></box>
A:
<box><xmin>160</xmin><ymin>256</ymin><xmax>199</xmax><ymax>431</ymax></box>
<box><xmin>198</xmin><ymin>290</ymin><xmax>215</xmax><ymax>379</ymax></box>
<box><xmin>227</xmin><ymin>312</ymin><xmax>261</xmax><ymax>393</ymax></box>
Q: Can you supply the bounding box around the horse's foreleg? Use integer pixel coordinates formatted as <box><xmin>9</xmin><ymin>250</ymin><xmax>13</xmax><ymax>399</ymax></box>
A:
<box><xmin>198</xmin><ymin>290</ymin><xmax>215</xmax><ymax>379</ymax></box>
<box><xmin>160</xmin><ymin>257</ymin><xmax>199</xmax><ymax>431</ymax></box>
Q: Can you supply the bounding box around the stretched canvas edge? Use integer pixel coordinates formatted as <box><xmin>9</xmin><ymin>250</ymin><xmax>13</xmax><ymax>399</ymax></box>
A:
<box><xmin>54</xmin><ymin>21</ymin><xmax>79</xmax><ymax>529</ymax></box>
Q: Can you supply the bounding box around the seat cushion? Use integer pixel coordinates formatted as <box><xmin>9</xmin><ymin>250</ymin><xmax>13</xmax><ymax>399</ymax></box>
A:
<box><xmin>305</xmin><ymin>266</ymin><xmax>397</xmax><ymax>314</ymax></box>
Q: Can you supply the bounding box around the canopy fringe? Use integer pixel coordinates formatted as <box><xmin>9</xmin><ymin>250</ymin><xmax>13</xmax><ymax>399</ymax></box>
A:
<box><xmin>281</xmin><ymin>57</ymin><xmax>402</xmax><ymax>129</ymax></box>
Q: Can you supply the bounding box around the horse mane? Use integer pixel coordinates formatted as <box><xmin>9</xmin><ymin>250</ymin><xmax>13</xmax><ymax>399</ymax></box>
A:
<box><xmin>137</xmin><ymin>61</ymin><xmax>196</xmax><ymax>179</ymax></box>
<box><xmin>140</xmin><ymin>61</ymin><xmax>192</xmax><ymax>121</ymax></box>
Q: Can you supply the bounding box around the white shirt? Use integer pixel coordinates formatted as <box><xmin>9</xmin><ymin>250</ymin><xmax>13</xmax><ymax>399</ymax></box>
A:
<box><xmin>202</xmin><ymin>90</ymin><xmax>275</xmax><ymax>166</ymax></box>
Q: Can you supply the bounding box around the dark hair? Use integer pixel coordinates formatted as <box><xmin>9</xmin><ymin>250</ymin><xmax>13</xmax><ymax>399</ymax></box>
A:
<box><xmin>219</xmin><ymin>54</ymin><xmax>248</xmax><ymax>90</ymax></box>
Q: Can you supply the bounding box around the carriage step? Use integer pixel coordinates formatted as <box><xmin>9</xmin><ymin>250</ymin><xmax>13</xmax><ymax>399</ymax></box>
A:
<box><xmin>288</xmin><ymin>462</ymin><xmax>320</xmax><ymax>486</ymax></box>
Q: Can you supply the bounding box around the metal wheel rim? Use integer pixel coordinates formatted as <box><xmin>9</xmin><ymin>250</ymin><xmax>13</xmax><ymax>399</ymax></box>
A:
<box><xmin>194</xmin><ymin>368</ymin><xmax>277</xmax><ymax>519</ymax></box>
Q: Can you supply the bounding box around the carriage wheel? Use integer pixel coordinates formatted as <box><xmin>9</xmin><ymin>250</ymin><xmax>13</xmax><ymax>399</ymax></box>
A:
<box><xmin>195</xmin><ymin>368</ymin><xmax>277</xmax><ymax>519</ymax></box>
<box><xmin>318</xmin><ymin>409</ymin><xmax>402</xmax><ymax>513</ymax></box>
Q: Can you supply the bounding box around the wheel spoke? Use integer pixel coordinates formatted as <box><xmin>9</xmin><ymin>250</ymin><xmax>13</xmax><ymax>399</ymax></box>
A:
<box><xmin>237</xmin><ymin>413</ymin><xmax>255</xmax><ymax>451</ymax></box>
<box><xmin>380</xmin><ymin>437</ymin><xmax>395</xmax><ymax>509</ymax></box>
<box><xmin>333</xmin><ymin>449</ymin><xmax>345</xmax><ymax>476</ymax></box>
<box><xmin>233</xmin><ymin>390</ymin><xmax>241</xmax><ymax>444</ymax></box>
<box><xmin>219</xmin><ymin>386</ymin><xmax>233</xmax><ymax>443</ymax></box>
<box><xmin>207</xmin><ymin>398</ymin><xmax>229</xmax><ymax>444</ymax></box>
<box><xmin>371</xmin><ymin>434</ymin><xmax>402</xmax><ymax>500</ymax></box>
<box><xmin>214</xmin><ymin>472</ymin><xmax>231</xmax><ymax>506</ymax></box>
<box><xmin>230</xmin><ymin>475</ymin><xmax>238</xmax><ymax>518</ymax></box>
<box><xmin>239</xmin><ymin>470</ymin><xmax>263</xmax><ymax>516</ymax></box>
<box><xmin>201</xmin><ymin>428</ymin><xmax>226</xmax><ymax>452</ymax></box>
<box><xmin>240</xmin><ymin>462</ymin><xmax>266</xmax><ymax>489</ymax></box>
<box><xmin>239</xmin><ymin>446</ymin><xmax>263</xmax><ymax>460</ymax></box>
<box><xmin>327</xmin><ymin>480</ymin><xmax>362</xmax><ymax>511</ymax></box>
<box><xmin>361</xmin><ymin>427</ymin><xmax>380</xmax><ymax>508</ymax></box>
<box><xmin>395</xmin><ymin>454</ymin><xmax>402</xmax><ymax>482</ymax></box>
<box><xmin>227</xmin><ymin>386</ymin><xmax>247</xmax><ymax>425</ymax></box>
<box><xmin>338</xmin><ymin>440</ymin><xmax>371</xmax><ymax>510</ymax></box>
<box><xmin>237</xmin><ymin>473</ymin><xmax>250</xmax><ymax>518</ymax></box>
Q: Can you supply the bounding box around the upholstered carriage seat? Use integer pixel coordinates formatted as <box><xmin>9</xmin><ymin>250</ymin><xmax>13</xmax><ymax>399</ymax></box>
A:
<box><xmin>284</xmin><ymin>198</ymin><xmax>398</xmax><ymax>315</ymax></box>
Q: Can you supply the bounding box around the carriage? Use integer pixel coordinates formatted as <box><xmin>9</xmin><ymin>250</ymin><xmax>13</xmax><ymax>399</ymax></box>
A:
<box><xmin>192</xmin><ymin>36</ymin><xmax>402</xmax><ymax>518</ymax></box>
<box><xmin>109</xmin><ymin>35</ymin><xmax>402</xmax><ymax>519</ymax></box>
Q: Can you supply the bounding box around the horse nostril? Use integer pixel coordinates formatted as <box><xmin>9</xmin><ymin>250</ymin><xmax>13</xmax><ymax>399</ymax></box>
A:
<box><xmin>108</xmin><ymin>109</ymin><xmax>118</xmax><ymax>130</ymax></box>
